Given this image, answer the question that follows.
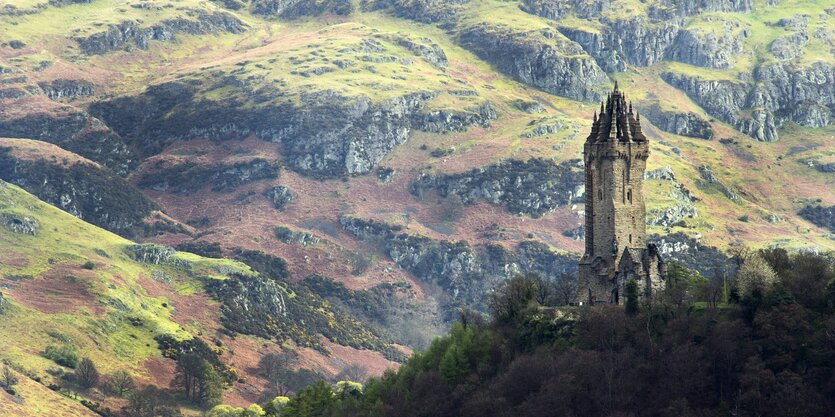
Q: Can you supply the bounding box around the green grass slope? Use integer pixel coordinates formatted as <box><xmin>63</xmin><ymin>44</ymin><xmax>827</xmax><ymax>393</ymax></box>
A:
<box><xmin>0</xmin><ymin>179</ymin><xmax>253</xmax><ymax>413</ymax></box>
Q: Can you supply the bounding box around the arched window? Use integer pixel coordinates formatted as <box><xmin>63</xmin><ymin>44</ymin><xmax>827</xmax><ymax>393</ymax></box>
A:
<box><xmin>627</xmin><ymin>190</ymin><xmax>632</xmax><ymax>204</ymax></box>
<box><xmin>598</xmin><ymin>189</ymin><xmax>603</xmax><ymax>200</ymax></box>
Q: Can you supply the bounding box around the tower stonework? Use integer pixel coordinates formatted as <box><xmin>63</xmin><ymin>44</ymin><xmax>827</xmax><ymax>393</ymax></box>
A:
<box><xmin>577</xmin><ymin>83</ymin><xmax>667</xmax><ymax>305</ymax></box>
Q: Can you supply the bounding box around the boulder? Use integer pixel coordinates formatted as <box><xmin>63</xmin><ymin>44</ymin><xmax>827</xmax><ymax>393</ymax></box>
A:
<box><xmin>264</xmin><ymin>186</ymin><xmax>296</xmax><ymax>210</ymax></box>
<box><xmin>0</xmin><ymin>213</ymin><xmax>39</xmax><ymax>235</ymax></box>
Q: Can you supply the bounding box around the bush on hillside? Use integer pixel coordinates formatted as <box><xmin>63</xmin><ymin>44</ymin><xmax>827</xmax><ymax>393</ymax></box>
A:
<box><xmin>43</xmin><ymin>344</ymin><xmax>79</xmax><ymax>368</ymax></box>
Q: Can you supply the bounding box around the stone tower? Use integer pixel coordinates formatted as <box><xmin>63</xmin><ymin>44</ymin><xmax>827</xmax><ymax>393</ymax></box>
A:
<box><xmin>577</xmin><ymin>83</ymin><xmax>667</xmax><ymax>305</ymax></box>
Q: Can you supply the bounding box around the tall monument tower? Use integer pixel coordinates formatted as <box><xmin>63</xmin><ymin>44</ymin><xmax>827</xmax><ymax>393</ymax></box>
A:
<box><xmin>577</xmin><ymin>83</ymin><xmax>667</xmax><ymax>305</ymax></box>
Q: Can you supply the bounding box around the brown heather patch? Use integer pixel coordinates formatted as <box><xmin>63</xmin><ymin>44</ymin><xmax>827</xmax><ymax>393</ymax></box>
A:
<box><xmin>0</xmin><ymin>95</ymin><xmax>73</xmax><ymax>119</ymax></box>
<box><xmin>5</xmin><ymin>266</ymin><xmax>105</xmax><ymax>315</ymax></box>
<box><xmin>218</xmin><ymin>335</ymin><xmax>281</xmax><ymax>407</ymax></box>
<box><xmin>0</xmin><ymin>252</ymin><xmax>29</xmax><ymax>267</ymax></box>
<box><xmin>137</xmin><ymin>274</ymin><xmax>221</xmax><ymax>332</ymax></box>
<box><xmin>295</xmin><ymin>336</ymin><xmax>400</xmax><ymax>382</ymax></box>
<box><xmin>143</xmin><ymin>356</ymin><xmax>176</xmax><ymax>389</ymax></box>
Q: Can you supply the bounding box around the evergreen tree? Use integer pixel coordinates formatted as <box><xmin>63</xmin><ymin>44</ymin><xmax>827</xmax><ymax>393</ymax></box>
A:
<box><xmin>624</xmin><ymin>279</ymin><xmax>639</xmax><ymax>315</ymax></box>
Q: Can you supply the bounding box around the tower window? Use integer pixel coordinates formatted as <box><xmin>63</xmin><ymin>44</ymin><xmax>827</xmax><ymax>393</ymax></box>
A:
<box><xmin>598</xmin><ymin>189</ymin><xmax>603</xmax><ymax>201</ymax></box>
<box><xmin>627</xmin><ymin>190</ymin><xmax>632</xmax><ymax>203</ymax></box>
<box><xmin>629</xmin><ymin>234</ymin><xmax>632</xmax><ymax>244</ymax></box>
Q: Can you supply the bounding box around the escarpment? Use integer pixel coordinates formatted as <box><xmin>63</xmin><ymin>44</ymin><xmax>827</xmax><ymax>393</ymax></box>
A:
<box><xmin>92</xmin><ymin>68</ymin><xmax>494</xmax><ymax>178</ymax></box>
<box><xmin>340</xmin><ymin>216</ymin><xmax>578</xmax><ymax>320</ymax></box>
<box><xmin>640</xmin><ymin>104</ymin><xmax>713</xmax><ymax>139</ymax></box>
<box><xmin>0</xmin><ymin>104</ymin><xmax>135</xmax><ymax>175</ymax></box>
<box><xmin>663</xmin><ymin>61</ymin><xmax>834</xmax><ymax>142</ymax></box>
<box><xmin>0</xmin><ymin>143</ymin><xmax>156</xmax><ymax>238</ymax></box>
<box><xmin>457</xmin><ymin>24</ymin><xmax>609</xmax><ymax>102</ymax></box>
<box><xmin>76</xmin><ymin>11</ymin><xmax>247</xmax><ymax>54</ymax></box>
<box><xmin>136</xmin><ymin>157</ymin><xmax>280</xmax><ymax>193</ymax></box>
<box><xmin>411</xmin><ymin>158</ymin><xmax>584</xmax><ymax>217</ymax></box>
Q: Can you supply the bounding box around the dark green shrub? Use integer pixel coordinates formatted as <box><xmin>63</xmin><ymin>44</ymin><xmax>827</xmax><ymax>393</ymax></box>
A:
<box><xmin>44</xmin><ymin>344</ymin><xmax>79</xmax><ymax>368</ymax></box>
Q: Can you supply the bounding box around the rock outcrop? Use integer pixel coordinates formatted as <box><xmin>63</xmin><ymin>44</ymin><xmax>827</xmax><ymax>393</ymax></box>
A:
<box><xmin>649</xmin><ymin>232</ymin><xmax>731</xmax><ymax>277</ymax></box>
<box><xmin>604</xmin><ymin>17</ymin><xmax>682</xmax><ymax>67</ymax></box>
<box><xmin>76</xmin><ymin>11</ymin><xmax>247</xmax><ymax>54</ymax></box>
<box><xmin>205</xmin><ymin>272</ymin><xmax>401</xmax><ymax>358</ymax></box>
<box><xmin>369</xmin><ymin>0</ymin><xmax>469</xmax><ymax>25</ymax></box>
<box><xmin>0</xmin><ymin>145</ymin><xmax>157</xmax><ymax>238</ymax></box>
<box><xmin>137</xmin><ymin>158</ymin><xmax>280</xmax><ymax>194</ymax></box>
<box><xmin>749</xmin><ymin>61</ymin><xmax>834</xmax><ymax>132</ymax></box>
<box><xmin>264</xmin><ymin>186</ymin><xmax>296</xmax><ymax>210</ymax></box>
<box><xmin>697</xmin><ymin>165</ymin><xmax>739</xmax><ymax>202</ymax></box>
<box><xmin>38</xmin><ymin>79</ymin><xmax>95</xmax><ymax>101</ymax></box>
<box><xmin>457</xmin><ymin>23</ymin><xmax>609</xmax><ymax>102</ymax></box>
<box><xmin>127</xmin><ymin>243</ymin><xmax>176</xmax><ymax>264</ymax></box>
<box><xmin>0</xmin><ymin>213</ymin><xmax>39</xmax><ymax>235</ymax></box>
<box><xmin>252</xmin><ymin>0</ymin><xmax>353</xmax><ymax>18</ymax></box>
<box><xmin>555</xmin><ymin>26</ymin><xmax>625</xmax><ymax>73</ymax></box>
<box><xmin>0</xmin><ymin>105</ymin><xmax>135</xmax><ymax>175</ymax></box>
<box><xmin>816</xmin><ymin>163</ymin><xmax>835</xmax><ymax>173</ymax></box>
<box><xmin>666</xmin><ymin>19</ymin><xmax>749</xmax><ymax>68</ymax></box>
<box><xmin>651</xmin><ymin>0</ymin><xmax>753</xmax><ymax>17</ymax></box>
<box><xmin>640</xmin><ymin>104</ymin><xmax>713</xmax><ymax>139</ymax></box>
<box><xmin>411</xmin><ymin>158</ymin><xmax>584</xmax><ymax>217</ymax></box>
<box><xmin>341</xmin><ymin>216</ymin><xmax>577</xmax><ymax>320</ymax></box>
<box><xmin>412</xmin><ymin>102</ymin><xmax>496</xmax><ymax>133</ymax></box>
<box><xmin>643</xmin><ymin>167</ymin><xmax>699</xmax><ymax>227</ymax></box>
<box><xmin>661</xmin><ymin>72</ymin><xmax>748</xmax><ymax>125</ymax></box>
<box><xmin>522</xmin><ymin>3</ymin><xmax>685</xmax><ymax>70</ymax></box>
<box><xmin>92</xmin><ymin>69</ymin><xmax>494</xmax><ymax>178</ymax></box>
<box><xmin>274</xmin><ymin>226</ymin><xmax>321</xmax><ymax>245</ymax></box>
<box><xmin>663</xmin><ymin>57</ymin><xmax>833</xmax><ymax>142</ymax></box>
<box><xmin>393</xmin><ymin>36</ymin><xmax>449</xmax><ymax>68</ymax></box>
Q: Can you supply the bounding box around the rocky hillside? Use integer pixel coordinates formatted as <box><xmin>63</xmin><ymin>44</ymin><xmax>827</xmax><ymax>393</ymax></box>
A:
<box><xmin>0</xmin><ymin>180</ymin><xmax>403</xmax><ymax>414</ymax></box>
<box><xmin>0</xmin><ymin>0</ymin><xmax>833</xmax><ymax>413</ymax></box>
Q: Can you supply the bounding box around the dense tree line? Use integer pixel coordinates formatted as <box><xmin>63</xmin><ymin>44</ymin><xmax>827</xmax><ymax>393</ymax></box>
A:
<box><xmin>270</xmin><ymin>249</ymin><xmax>835</xmax><ymax>417</ymax></box>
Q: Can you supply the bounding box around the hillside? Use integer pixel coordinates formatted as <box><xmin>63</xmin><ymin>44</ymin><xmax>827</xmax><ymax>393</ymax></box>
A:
<box><xmin>0</xmin><ymin>180</ymin><xmax>400</xmax><ymax>415</ymax></box>
<box><xmin>269</xmin><ymin>251</ymin><xmax>835</xmax><ymax>417</ymax></box>
<box><xmin>0</xmin><ymin>0</ymin><xmax>834</xmax><ymax>413</ymax></box>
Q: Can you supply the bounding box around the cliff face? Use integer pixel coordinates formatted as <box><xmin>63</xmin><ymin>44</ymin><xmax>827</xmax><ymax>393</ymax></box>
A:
<box><xmin>251</xmin><ymin>0</ymin><xmax>353</xmax><ymax>18</ymax></box>
<box><xmin>457</xmin><ymin>23</ymin><xmax>609</xmax><ymax>102</ymax></box>
<box><xmin>341</xmin><ymin>216</ymin><xmax>577</xmax><ymax>320</ymax></box>
<box><xmin>0</xmin><ymin>145</ymin><xmax>156</xmax><ymax>237</ymax></box>
<box><xmin>640</xmin><ymin>104</ymin><xmax>714</xmax><ymax>139</ymax></box>
<box><xmin>93</xmin><ymin>84</ymin><xmax>490</xmax><ymax>178</ymax></box>
<box><xmin>666</xmin><ymin>19</ymin><xmax>749</xmax><ymax>69</ymax></box>
<box><xmin>136</xmin><ymin>157</ymin><xmax>280</xmax><ymax>193</ymax></box>
<box><xmin>411</xmin><ymin>158</ymin><xmax>584</xmax><ymax>217</ymax></box>
<box><xmin>90</xmin><ymin>31</ymin><xmax>496</xmax><ymax>178</ymax></box>
<box><xmin>0</xmin><ymin>105</ymin><xmax>135</xmax><ymax>175</ymax></box>
<box><xmin>76</xmin><ymin>11</ymin><xmax>247</xmax><ymax>54</ymax></box>
<box><xmin>662</xmin><ymin>60</ymin><xmax>834</xmax><ymax>142</ymax></box>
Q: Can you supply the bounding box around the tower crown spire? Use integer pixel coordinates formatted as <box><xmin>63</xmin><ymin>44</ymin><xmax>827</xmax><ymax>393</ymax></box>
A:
<box><xmin>586</xmin><ymin>84</ymin><xmax>646</xmax><ymax>143</ymax></box>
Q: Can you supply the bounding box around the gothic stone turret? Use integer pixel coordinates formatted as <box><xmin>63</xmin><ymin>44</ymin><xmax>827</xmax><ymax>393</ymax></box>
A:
<box><xmin>577</xmin><ymin>83</ymin><xmax>667</xmax><ymax>305</ymax></box>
